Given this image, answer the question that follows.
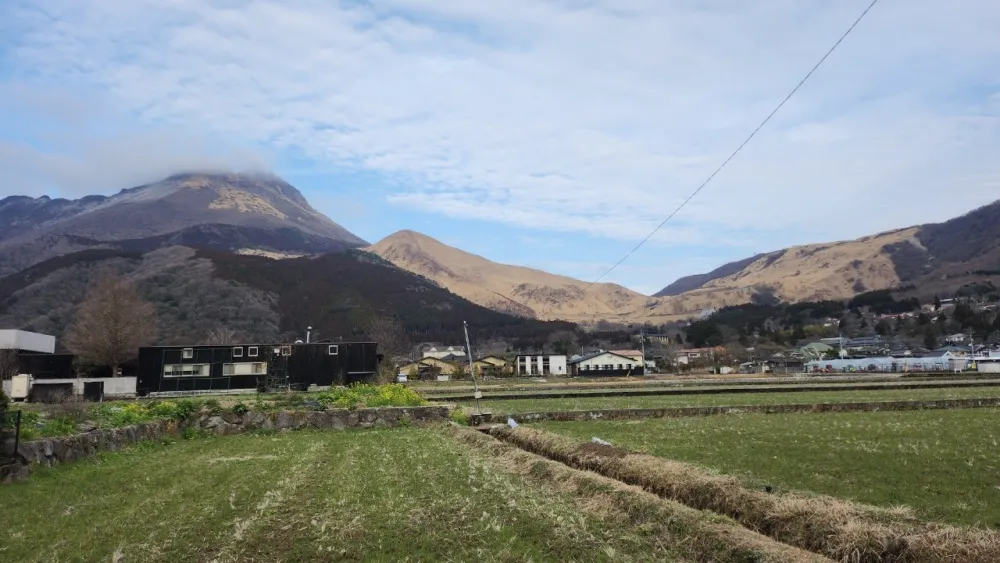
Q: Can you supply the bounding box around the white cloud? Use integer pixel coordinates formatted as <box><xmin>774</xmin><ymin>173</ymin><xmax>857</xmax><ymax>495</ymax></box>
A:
<box><xmin>3</xmin><ymin>0</ymin><xmax>1000</xmax><ymax>257</ymax></box>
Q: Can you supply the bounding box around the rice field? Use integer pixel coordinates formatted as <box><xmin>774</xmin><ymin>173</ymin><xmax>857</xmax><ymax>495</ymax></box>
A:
<box><xmin>535</xmin><ymin>408</ymin><xmax>1000</xmax><ymax>527</ymax></box>
<box><xmin>0</xmin><ymin>428</ymin><xmax>701</xmax><ymax>563</ymax></box>
<box><xmin>459</xmin><ymin>385</ymin><xmax>1000</xmax><ymax>414</ymax></box>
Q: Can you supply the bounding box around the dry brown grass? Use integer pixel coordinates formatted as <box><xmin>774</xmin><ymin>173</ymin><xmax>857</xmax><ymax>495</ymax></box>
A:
<box><xmin>488</xmin><ymin>426</ymin><xmax>1000</xmax><ymax>563</ymax></box>
<box><xmin>451</xmin><ymin>426</ymin><xmax>832</xmax><ymax>563</ymax></box>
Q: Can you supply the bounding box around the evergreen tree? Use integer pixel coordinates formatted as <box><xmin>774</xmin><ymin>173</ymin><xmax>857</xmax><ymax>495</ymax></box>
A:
<box><xmin>923</xmin><ymin>326</ymin><xmax>938</xmax><ymax>350</ymax></box>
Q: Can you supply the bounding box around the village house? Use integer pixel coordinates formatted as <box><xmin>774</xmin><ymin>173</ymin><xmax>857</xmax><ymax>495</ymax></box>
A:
<box><xmin>515</xmin><ymin>354</ymin><xmax>567</xmax><ymax>376</ymax></box>
<box><xmin>569</xmin><ymin>351</ymin><xmax>643</xmax><ymax>376</ymax></box>
<box><xmin>397</xmin><ymin>356</ymin><xmax>461</xmax><ymax>379</ymax></box>
<box><xmin>422</xmin><ymin>345</ymin><xmax>465</xmax><ymax>359</ymax></box>
<box><xmin>673</xmin><ymin>347</ymin><xmax>721</xmax><ymax>365</ymax></box>
<box><xmin>472</xmin><ymin>355</ymin><xmax>509</xmax><ymax>377</ymax></box>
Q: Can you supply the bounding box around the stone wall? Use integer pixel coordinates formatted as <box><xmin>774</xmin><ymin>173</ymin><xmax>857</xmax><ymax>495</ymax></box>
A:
<box><xmin>1</xmin><ymin>406</ymin><xmax>449</xmax><ymax>484</ymax></box>
<box><xmin>190</xmin><ymin>405</ymin><xmax>449</xmax><ymax>435</ymax></box>
<box><xmin>470</xmin><ymin>397</ymin><xmax>1000</xmax><ymax>425</ymax></box>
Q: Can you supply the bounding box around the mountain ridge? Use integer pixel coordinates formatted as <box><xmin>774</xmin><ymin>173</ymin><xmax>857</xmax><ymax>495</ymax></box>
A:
<box><xmin>0</xmin><ymin>172</ymin><xmax>366</xmax><ymax>277</ymax></box>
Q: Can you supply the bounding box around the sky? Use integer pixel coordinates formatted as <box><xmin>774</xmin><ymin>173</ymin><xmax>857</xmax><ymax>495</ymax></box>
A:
<box><xmin>2</xmin><ymin>0</ymin><xmax>999</xmax><ymax>295</ymax></box>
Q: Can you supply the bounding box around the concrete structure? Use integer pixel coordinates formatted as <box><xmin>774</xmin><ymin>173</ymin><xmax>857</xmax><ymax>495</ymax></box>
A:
<box><xmin>515</xmin><ymin>355</ymin><xmax>567</xmax><ymax>376</ymax></box>
<box><xmin>0</xmin><ymin>330</ymin><xmax>55</xmax><ymax>354</ymax></box>
<box><xmin>4</xmin><ymin>376</ymin><xmax>138</xmax><ymax>402</ymax></box>
<box><xmin>569</xmin><ymin>351</ymin><xmax>642</xmax><ymax>376</ymax></box>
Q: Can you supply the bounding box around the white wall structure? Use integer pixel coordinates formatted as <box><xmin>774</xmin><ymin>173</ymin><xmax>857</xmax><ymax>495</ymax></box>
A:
<box><xmin>0</xmin><ymin>329</ymin><xmax>56</xmax><ymax>354</ymax></box>
<box><xmin>515</xmin><ymin>355</ymin><xmax>567</xmax><ymax>376</ymax></box>
<box><xmin>20</xmin><ymin>377</ymin><xmax>138</xmax><ymax>399</ymax></box>
<box><xmin>572</xmin><ymin>352</ymin><xmax>641</xmax><ymax>373</ymax></box>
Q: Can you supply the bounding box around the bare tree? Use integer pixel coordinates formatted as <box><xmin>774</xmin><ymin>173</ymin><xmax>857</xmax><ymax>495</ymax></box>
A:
<box><xmin>65</xmin><ymin>274</ymin><xmax>157</xmax><ymax>376</ymax></box>
<box><xmin>364</xmin><ymin>314</ymin><xmax>411</xmax><ymax>383</ymax></box>
<box><xmin>205</xmin><ymin>327</ymin><xmax>242</xmax><ymax>345</ymax></box>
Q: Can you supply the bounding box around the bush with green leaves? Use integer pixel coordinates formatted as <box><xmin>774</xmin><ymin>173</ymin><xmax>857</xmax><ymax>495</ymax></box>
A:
<box><xmin>315</xmin><ymin>384</ymin><xmax>426</xmax><ymax>410</ymax></box>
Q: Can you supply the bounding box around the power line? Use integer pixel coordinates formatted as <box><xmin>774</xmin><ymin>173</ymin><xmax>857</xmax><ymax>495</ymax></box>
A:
<box><xmin>542</xmin><ymin>0</ymin><xmax>880</xmax><ymax>321</ymax></box>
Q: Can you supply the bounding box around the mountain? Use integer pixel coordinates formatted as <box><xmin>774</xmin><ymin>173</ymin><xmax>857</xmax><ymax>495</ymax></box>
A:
<box><xmin>656</xmin><ymin>199</ymin><xmax>1000</xmax><ymax>306</ymax></box>
<box><xmin>0</xmin><ymin>172</ymin><xmax>366</xmax><ymax>277</ymax></box>
<box><xmin>0</xmin><ymin>246</ymin><xmax>574</xmax><ymax>349</ymax></box>
<box><xmin>367</xmin><ymin>230</ymin><xmax>658</xmax><ymax>323</ymax></box>
<box><xmin>369</xmin><ymin>200</ymin><xmax>1000</xmax><ymax>324</ymax></box>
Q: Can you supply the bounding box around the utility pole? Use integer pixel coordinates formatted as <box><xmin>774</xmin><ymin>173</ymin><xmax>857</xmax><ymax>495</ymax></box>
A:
<box><xmin>640</xmin><ymin>327</ymin><xmax>647</xmax><ymax>376</ymax></box>
<box><xmin>463</xmin><ymin>321</ymin><xmax>482</xmax><ymax>415</ymax></box>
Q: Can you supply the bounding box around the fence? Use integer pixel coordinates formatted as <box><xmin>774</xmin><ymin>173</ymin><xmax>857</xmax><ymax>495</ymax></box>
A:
<box><xmin>1</xmin><ymin>410</ymin><xmax>22</xmax><ymax>463</ymax></box>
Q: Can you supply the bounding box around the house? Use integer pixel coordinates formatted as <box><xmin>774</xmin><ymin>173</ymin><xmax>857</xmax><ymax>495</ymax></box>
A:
<box><xmin>515</xmin><ymin>355</ymin><xmax>567</xmax><ymax>376</ymax></box>
<box><xmin>673</xmin><ymin>347</ymin><xmax>719</xmax><ymax>365</ymax></box>
<box><xmin>569</xmin><ymin>351</ymin><xmax>643</xmax><ymax>376</ymax></box>
<box><xmin>397</xmin><ymin>357</ymin><xmax>460</xmax><ymax>379</ymax></box>
<box><xmin>137</xmin><ymin>341</ymin><xmax>379</xmax><ymax>396</ymax></box>
<box><xmin>2</xmin><ymin>329</ymin><xmax>137</xmax><ymax>402</ymax></box>
<box><xmin>610</xmin><ymin>350</ymin><xmax>644</xmax><ymax>364</ymax></box>
<box><xmin>472</xmin><ymin>355</ymin><xmax>508</xmax><ymax>377</ymax></box>
<box><xmin>422</xmin><ymin>346</ymin><xmax>465</xmax><ymax>359</ymax></box>
<box><xmin>645</xmin><ymin>334</ymin><xmax>676</xmax><ymax>345</ymax></box>
<box><xmin>798</xmin><ymin>342</ymin><xmax>834</xmax><ymax>358</ymax></box>
<box><xmin>944</xmin><ymin>333</ymin><xmax>968</xmax><ymax>344</ymax></box>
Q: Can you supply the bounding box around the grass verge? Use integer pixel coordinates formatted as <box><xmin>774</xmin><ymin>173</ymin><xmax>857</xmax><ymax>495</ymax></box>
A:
<box><xmin>460</xmin><ymin>385</ymin><xmax>1000</xmax><ymax>414</ymax></box>
<box><xmin>452</xmin><ymin>427</ymin><xmax>829</xmax><ymax>563</ymax></box>
<box><xmin>489</xmin><ymin>426</ymin><xmax>1000</xmax><ymax>563</ymax></box>
<box><xmin>534</xmin><ymin>409</ymin><xmax>1000</xmax><ymax>527</ymax></box>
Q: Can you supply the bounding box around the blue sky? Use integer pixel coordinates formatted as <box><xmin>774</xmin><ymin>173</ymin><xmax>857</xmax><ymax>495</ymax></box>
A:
<box><xmin>2</xmin><ymin>0</ymin><xmax>1000</xmax><ymax>295</ymax></box>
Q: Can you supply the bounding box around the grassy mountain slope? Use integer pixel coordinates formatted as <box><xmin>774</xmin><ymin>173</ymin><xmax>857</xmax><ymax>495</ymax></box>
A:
<box><xmin>367</xmin><ymin>230</ymin><xmax>657</xmax><ymax>323</ymax></box>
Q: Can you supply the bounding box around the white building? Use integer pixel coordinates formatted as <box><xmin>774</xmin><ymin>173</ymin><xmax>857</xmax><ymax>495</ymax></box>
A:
<box><xmin>515</xmin><ymin>354</ymin><xmax>567</xmax><ymax>376</ymax></box>
<box><xmin>0</xmin><ymin>329</ymin><xmax>55</xmax><ymax>354</ymax></box>
<box><xmin>1</xmin><ymin>329</ymin><xmax>136</xmax><ymax>401</ymax></box>
<box><xmin>569</xmin><ymin>351</ymin><xmax>643</xmax><ymax>376</ymax></box>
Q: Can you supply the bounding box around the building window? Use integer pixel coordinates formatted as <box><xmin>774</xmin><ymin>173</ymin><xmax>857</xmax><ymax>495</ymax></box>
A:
<box><xmin>248</xmin><ymin>347</ymin><xmax>258</xmax><ymax>357</ymax></box>
<box><xmin>166</xmin><ymin>364</ymin><xmax>208</xmax><ymax>377</ymax></box>
<box><xmin>327</xmin><ymin>345</ymin><xmax>339</xmax><ymax>355</ymax></box>
<box><xmin>233</xmin><ymin>347</ymin><xmax>243</xmax><ymax>358</ymax></box>
<box><xmin>280</xmin><ymin>345</ymin><xmax>291</xmax><ymax>356</ymax></box>
<box><xmin>252</xmin><ymin>362</ymin><xmax>265</xmax><ymax>374</ymax></box>
<box><xmin>617</xmin><ymin>364</ymin><xmax>623</xmax><ymax>370</ymax></box>
<box><xmin>182</xmin><ymin>348</ymin><xmax>193</xmax><ymax>359</ymax></box>
<box><xmin>223</xmin><ymin>363</ymin><xmax>235</xmax><ymax>376</ymax></box>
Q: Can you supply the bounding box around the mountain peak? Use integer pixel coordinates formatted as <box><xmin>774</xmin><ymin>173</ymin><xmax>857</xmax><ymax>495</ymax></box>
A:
<box><xmin>0</xmin><ymin>171</ymin><xmax>367</xmax><ymax>276</ymax></box>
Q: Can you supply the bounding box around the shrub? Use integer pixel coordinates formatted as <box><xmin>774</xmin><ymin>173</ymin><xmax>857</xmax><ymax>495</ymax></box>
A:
<box><xmin>315</xmin><ymin>384</ymin><xmax>426</xmax><ymax>410</ymax></box>
<box><xmin>449</xmin><ymin>408</ymin><xmax>469</xmax><ymax>426</ymax></box>
<box><xmin>231</xmin><ymin>402</ymin><xmax>250</xmax><ymax>415</ymax></box>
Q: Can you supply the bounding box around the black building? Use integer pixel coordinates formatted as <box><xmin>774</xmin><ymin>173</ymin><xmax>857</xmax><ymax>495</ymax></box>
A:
<box><xmin>137</xmin><ymin>341</ymin><xmax>379</xmax><ymax>396</ymax></box>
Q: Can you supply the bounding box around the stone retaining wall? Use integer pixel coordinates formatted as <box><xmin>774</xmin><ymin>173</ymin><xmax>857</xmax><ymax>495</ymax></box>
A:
<box><xmin>191</xmin><ymin>405</ymin><xmax>449</xmax><ymax>435</ymax></box>
<box><xmin>1</xmin><ymin>406</ymin><xmax>449</xmax><ymax>484</ymax></box>
<box><xmin>470</xmin><ymin>397</ymin><xmax>1000</xmax><ymax>425</ymax></box>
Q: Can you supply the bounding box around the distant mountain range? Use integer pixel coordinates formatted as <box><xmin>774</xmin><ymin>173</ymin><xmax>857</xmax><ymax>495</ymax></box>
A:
<box><xmin>370</xmin><ymin>201</ymin><xmax>1000</xmax><ymax>323</ymax></box>
<box><xmin>2</xmin><ymin>171</ymin><xmax>998</xmax><ymax>339</ymax></box>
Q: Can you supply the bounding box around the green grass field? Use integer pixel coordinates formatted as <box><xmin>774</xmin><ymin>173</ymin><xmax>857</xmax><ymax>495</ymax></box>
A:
<box><xmin>535</xmin><ymin>408</ymin><xmax>1000</xmax><ymax>527</ymax></box>
<box><xmin>460</xmin><ymin>385</ymin><xmax>1000</xmax><ymax>414</ymax></box>
<box><xmin>0</xmin><ymin>429</ymin><xmax>692</xmax><ymax>563</ymax></box>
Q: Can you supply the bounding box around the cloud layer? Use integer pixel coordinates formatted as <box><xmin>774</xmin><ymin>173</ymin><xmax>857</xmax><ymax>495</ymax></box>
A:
<box><xmin>3</xmin><ymin>0</ymin><xmax>1000</xmax><ymax>254</ymax></box>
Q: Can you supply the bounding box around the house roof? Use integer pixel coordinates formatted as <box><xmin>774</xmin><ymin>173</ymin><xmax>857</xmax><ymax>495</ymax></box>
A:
<box><xmin>568</xmin><ymin>350</ymin><xmax>641</xmax><ymax>365</ymax></box>
<box><xmin>474</xmin><ymin>356</ymin><xmax>507</xmax><ymax>365</ymax></box>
